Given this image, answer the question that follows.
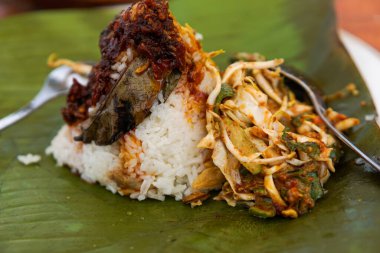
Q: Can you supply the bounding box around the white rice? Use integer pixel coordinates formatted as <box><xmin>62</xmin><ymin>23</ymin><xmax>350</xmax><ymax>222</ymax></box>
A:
<box><xmin>129</xmin><ymin>91</ymin><xmax>207</xmax><ymax>201</ymax></box>
<box><xmin>17</xmin><ymin>154</ymin><xmax>41</xmax><ymax>165</ymax></box>
<box><xmin>46</xmin><ymin>127</ymin><xmax>120</xmax><ymax>193</ymax></box>
<box><xmin>46</xmin><ymin>75</ymin><xmax>212</xmax><ymax>201</ymax></box>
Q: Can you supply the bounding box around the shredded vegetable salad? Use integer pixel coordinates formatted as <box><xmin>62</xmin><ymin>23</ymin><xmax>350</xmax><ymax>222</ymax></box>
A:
<box><xmin>193</xmin><ymin>53</ymin><xmax>360</xmax><ymax>218</ymax></box>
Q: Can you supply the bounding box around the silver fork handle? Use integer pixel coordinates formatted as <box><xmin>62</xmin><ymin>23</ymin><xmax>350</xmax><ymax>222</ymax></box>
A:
<box><xmin>318</xmin><ymin>107</ymin><xmax>380</xmax><ymax>172</ymax></box>
<box><xmin>0</xmin><ymin>104</ymin><xmax>36</xmax><ymax>131</ymax></box>
<box><xmin>281</xmin><ymin>69</ymin><xmax>380</xmax><ymax>173</ymax></box>
<box><xmin>0</xmin><ymin>99</ymin><xmax>48</xmax><ymax>131</ymax></box>
<box><xmin>0</xmin><ymin>91</ymin><xmax>59</xmax><ymax>131</ymax></box>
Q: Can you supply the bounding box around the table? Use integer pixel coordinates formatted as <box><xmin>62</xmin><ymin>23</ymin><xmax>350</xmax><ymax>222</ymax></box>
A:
<box><xmin>336</xmin><ymin>0</ymin><xmax>380</xmax><ymax>51</ymax></box>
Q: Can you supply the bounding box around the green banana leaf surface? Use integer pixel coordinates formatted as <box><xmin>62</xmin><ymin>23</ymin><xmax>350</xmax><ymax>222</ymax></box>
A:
<box><xmin>0</xmin><ymin>0</ymin><xmax>379</xmax><ymax>252</ymax></box>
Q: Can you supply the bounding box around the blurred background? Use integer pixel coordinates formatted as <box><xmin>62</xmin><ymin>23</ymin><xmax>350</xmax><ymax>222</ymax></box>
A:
<box><xmin>0</xmin><ymin>0</ymin><xmax>379</xmax><ymax>51</ymax></box>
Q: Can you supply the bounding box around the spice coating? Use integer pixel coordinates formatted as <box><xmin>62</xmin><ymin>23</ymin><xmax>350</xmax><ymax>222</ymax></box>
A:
<box><xmin>62</xmin><ymin>0</ymin><xmax>187</xmax><ymax>126</ymax></box>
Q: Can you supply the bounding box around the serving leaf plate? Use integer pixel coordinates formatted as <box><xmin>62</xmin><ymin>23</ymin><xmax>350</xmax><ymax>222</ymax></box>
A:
<box><xmin>0</xmin><ymin>0</ymin><xmax>379</xmax><ymax>252</ymax></box>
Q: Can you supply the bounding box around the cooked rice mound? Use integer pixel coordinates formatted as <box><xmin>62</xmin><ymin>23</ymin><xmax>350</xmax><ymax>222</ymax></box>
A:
<box><xmin>46</xmin><ymin>126</ymin><xmax>121</xmax><ymax>193</ymax></box>
<box><xmin>47</xmin><ymin>0</ymin><xmax>218</xmax><ymax>201</ymax></box>
<box><xmin>118</xmin><ymin>91</ymin><xmax>208</xmax><ymax>201</ymax></box>
<box><xmin>47</xmin><ymin>76</ymin><xmax>213</xmax><ymax>200</ymax></box>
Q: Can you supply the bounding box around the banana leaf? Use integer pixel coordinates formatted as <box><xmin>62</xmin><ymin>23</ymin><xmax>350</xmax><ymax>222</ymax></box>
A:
<box><xmin>0</xmin><ymin>0</ymin><xmax>379</xmax><ymax>252</ymax></box>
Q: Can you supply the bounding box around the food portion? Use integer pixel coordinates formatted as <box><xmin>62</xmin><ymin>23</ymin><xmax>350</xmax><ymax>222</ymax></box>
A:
<box><xmin>47</xmin><ymin>0</ymin><xmax>218</xmax><ymax>201</ymax></box>
<box><xmin>47</xmin><ymin>0</ymin><xmax>360</xmax><ymax>218</ymax></box>
<box><xmin>192</xmin><ymin>53</ymin><xmax>360</xmax><ymax>218</ymax></box>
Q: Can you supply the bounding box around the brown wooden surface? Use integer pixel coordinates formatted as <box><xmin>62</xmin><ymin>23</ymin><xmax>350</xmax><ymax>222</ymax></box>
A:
<box><xmin>0</xmin><ymin>0</ymin><xmax>379</xmax><ymax>50</ymax></box>
<box><xmin>336</xmin><ymin>0</ymin><xmax>380</xmax><ymax>50</ymax></box>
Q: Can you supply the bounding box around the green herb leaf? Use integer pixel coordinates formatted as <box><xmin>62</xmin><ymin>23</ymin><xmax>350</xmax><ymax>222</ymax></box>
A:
<box><xmin>282</xmin><ymin>131</ymin><xmax>321</xmax><ymax>158</ymax></box>
<box><xmin>329</xmin><ymin>147</ymin><xmax>341</xmax><ymax>163</ymax></box>
<box><xmin>291</xmin><ymin>114</ymin><xmax>304</xmax><ymax>127</ymax></box>
<box><xmin>249</xmin><ymin>198</ymin><xmax>276</xmax><ymax>218</ymax></box>
<box><xmin>309</xmin><ymin>172</ymin><xmax>324</xmax><ymax>201</ymax></box>
<box><xmin>214</xmin><ymin>83</ymin><xmax>235</xmax><ymax>113</ymax></box>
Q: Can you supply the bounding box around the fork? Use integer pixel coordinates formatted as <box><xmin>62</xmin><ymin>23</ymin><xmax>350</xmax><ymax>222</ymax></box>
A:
<box><xmin>0</xmin><ymin>66</ymin><xmax>78</xmax><ymax>131</ymax></box>
<box><xmin>281</xmin><ymin>67</ymin><xmax>380</xmax><ymax>172</ymax></box>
